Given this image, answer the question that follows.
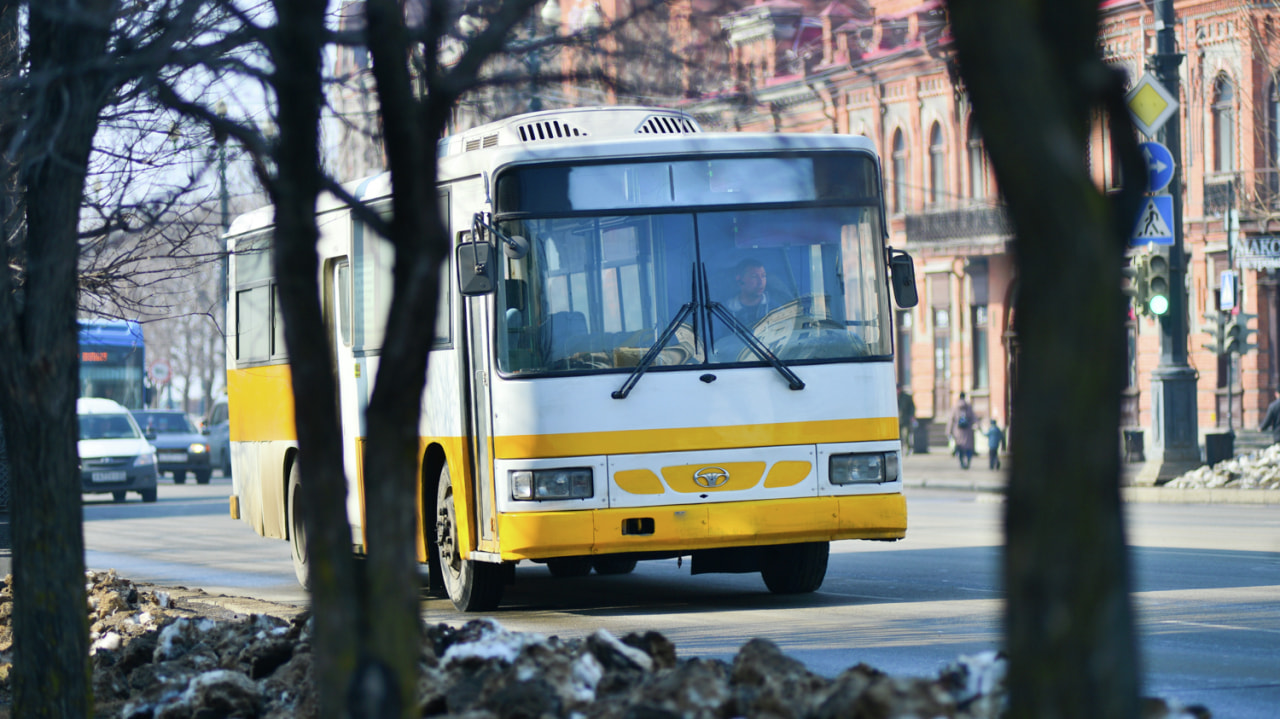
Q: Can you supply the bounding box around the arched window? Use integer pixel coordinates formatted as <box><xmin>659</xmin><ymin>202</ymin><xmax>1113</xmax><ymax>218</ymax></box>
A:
<box><xmin>1212</xmin><ymin>75</ymin><xmax>1235</xmax><ymax>173</ymax></box>
<box><xmin>892</xmin><ymin>129</ymin><xmax>907</xmax><ymax>213</ymax></box>
<box><xmin>967</xmin><ymin>122</ymin><xmax>986</xmax><ymax>200</ymax></box>
<box><xmin>929</xmin><ymin>122</ymin><xmax>946</xmax><ymax>206</ymax></box>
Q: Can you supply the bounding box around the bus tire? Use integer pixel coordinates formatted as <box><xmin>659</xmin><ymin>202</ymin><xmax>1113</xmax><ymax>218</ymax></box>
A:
<box><xmin>288</xmin><ymin>463</ymin><xmax>311</xmax><ymax>590</ymax></box>
<box><xmin>546</xmin><ymin>557</ymin><xmax>593</xmax><ymax>577</ymax></box>
<box><xmin>434</xmin><ymin>467</ymin><xmax>503</xmax><ymax>611</ymax></box>
<box><xmin>760</xmin><ymin>542</ymin><xmax>828</xmax><ymax>594</ymax></box>
<box><xmin>592</xmin><ymin>557</ymin><xmax>638</xmax><ymax>575</ymax></box>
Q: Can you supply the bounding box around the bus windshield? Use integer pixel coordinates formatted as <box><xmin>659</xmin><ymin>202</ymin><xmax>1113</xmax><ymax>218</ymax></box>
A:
<box><xmin>494</xmin><ymin>204</ymin><xmax>890</xmax><ymax>375</ymax></box>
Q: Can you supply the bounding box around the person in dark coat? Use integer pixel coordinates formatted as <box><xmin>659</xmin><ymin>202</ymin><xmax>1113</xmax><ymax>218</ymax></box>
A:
<box><xmin>897</xmin><ymin>383</ymin><xmax>916</xmax><ymax>454</ymax></box>
<box><xmin>1261</xmin><ymin>390</ymin><xmax>1280</xmax><ymax>445</ymax></box>
<box><xmin>948</xmin><ymin>392</ymin><xmax>976</xmax><ymax>469</ymax></box>
<box><xmin>985</xmin><ymin>418</ymin><xmax>1006</xmax><ymax>470</ymax></box>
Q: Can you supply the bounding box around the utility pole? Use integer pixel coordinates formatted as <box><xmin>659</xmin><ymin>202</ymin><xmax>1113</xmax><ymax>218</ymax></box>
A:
<box><xmin>1141</xmin><ymin>0</ymin><xmax>1201</xmax><ymax>483</ymax></box>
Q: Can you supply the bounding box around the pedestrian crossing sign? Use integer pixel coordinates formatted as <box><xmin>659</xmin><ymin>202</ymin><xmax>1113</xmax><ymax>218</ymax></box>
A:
<box><xmin>1131</xmin><ymin>195</ymin><xmax>1174</xmax><ymax>245</ymax></box>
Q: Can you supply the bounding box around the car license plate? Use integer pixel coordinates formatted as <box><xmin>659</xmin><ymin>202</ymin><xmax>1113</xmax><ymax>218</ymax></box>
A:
<box><xmin>158</xmin><ymin>452</ymin><xmax>185</xmax><ymax>462</ymax></box>
<box><xmin>91</xmin><ymin>471</ymin><xmax>126</xmax><ymax>483</ymax></box>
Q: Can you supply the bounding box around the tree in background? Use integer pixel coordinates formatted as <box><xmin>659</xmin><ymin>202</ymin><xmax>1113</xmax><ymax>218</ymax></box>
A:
<box><xmin>0</xmin><ymin>1</ymin><xmax>261</xmax><ymax>713</ymax></box>
<box><xmin>947</xmin><ymin>1</ymin><xmax>1147</xmax><ymax>717</ymax></box>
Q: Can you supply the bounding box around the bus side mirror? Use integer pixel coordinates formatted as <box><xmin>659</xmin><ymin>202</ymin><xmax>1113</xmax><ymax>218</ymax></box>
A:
<box><xmin>458</xmin><ymin>241</ymin><xmax>496</xmax><ymax>295</ymax></box>
<box><xmin>889</xmin><ymin>249</ymin><xmax>919</xmax><ymax>308</ymax></box>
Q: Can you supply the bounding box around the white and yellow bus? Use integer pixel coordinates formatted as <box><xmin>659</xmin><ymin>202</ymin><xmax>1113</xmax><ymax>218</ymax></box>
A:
<box><xmin>225</xmin><ymin>106</ymin><xmax>919</xmax><ymax>611</ymax></box>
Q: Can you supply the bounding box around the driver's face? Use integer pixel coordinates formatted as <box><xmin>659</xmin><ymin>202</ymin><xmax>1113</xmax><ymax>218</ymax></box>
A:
<box><xmin>738</xmin><ymin>267</ymin><xmax>766</xmax><ymax>300</ymax></box>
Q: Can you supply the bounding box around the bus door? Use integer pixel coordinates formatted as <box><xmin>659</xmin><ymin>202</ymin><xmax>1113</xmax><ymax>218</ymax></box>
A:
<box><xmin>463</xmin><ymin>291</ymin><xmax>498</xmax><ymax>545</ymax></box>
<box><xmin>329</xmin><ymin>257</ymin><xmax>367</xmax><ymax>542</ymax></box>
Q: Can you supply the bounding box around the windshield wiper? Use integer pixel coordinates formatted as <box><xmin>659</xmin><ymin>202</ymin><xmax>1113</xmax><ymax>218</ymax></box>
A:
<box><xmin>611</xmin><ymin>302</ymin><xmax>696</xmax><ymax>400</ymax></box>
<box><xmin>706</xmin><ymin>301</ymin><xmax>805</xmax><ymax>391</ymax></box>
<box><xmin>612</xmin><ymin>266</ymin><xmax>804</xmax><ymax>400</ymax></box>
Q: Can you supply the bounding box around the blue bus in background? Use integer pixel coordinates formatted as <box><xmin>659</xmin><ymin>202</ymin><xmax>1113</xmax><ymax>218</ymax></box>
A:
<box><xmin>78</xmin><ymin>319</ymin><xmax>146</xmax><ymax>409</ymax></box>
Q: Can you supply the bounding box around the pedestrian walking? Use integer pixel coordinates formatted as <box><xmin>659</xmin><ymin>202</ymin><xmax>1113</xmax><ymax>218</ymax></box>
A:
<box><xmin>897</xmin><ymin>384</ymin><xmax>916</xmax><ymax>455</ymax></box>
<box><xmin>1261</xmin><ymin>390</ymin><xmax>1280</xmax><ymax>445</ymax></box>
<box><xmin>948</xmin><ymin>392</ymin><xmax>976</xmax><ymax>470</ymax></box>
<box><xmin>985</xmin><ymin>418</ymin><xmax>1006</xmax><ymax>470</ymax></box>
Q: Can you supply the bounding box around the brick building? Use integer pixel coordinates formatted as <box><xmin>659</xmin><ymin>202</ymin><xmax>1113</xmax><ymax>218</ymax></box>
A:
<box><xmin>328</xmin><ymin>0</ymin><xmax>1280</xmax><ymax>446</ymax></box>
<box><xmin>690</xmin><ymin>0</ymin><xmax>1280</xmax><ymax>445</ymax></box>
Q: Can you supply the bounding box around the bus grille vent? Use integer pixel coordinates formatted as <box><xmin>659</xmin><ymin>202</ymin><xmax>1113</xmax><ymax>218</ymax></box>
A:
<box><xmin>638</xmin><ymin>115</ymin><xmax>699</xmax><ymax>135</ymax></box>
<box><xmin>517</xmin><ymin>120</ymin><xmax>587</xmax><ymax>143</ymax></box>
<box><xmin>464</xmin><ymin>133</ymin><xmax>500</xmax><ymax>152</ymax></box>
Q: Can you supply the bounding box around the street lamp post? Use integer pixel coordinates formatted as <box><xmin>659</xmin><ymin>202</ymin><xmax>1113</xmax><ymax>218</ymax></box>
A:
<box><xmin>1141</xmin><ymin>0</ymin><xmax>1200</xmax><ymax>483</ymax></box>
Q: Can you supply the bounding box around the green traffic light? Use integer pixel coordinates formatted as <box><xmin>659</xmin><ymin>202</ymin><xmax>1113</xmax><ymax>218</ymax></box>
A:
<box><xmin>1149</xmin><ymin>294</ymin><xmax>1170</xmax><ymax>315</ymax></box>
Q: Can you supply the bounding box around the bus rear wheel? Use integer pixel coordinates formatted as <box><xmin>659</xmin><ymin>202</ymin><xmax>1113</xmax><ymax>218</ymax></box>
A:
<box><xmin>288</xmin><ymin>463</ymin><xmax>310</xmax><ymax>590</ymax></box>
<box><xmin>434</xmin><ymin>467</ymin><xmax>504</xmax><ymax>611</ymax></box>
<box><xmin>760</xmin><ymin>542</ymin><xmax>828</xmax><ymax>594</ymax></box>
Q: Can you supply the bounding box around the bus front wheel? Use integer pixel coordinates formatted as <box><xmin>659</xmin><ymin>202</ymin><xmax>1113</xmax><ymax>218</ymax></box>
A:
<box><xmin>288</xmin><ymin>463</ymin><xmax>310</xmax><ymax>590</ymax></box>
<box><xmin>434</xmin><ymin>467</ymin><xmax>504</xmax><ymax>612</ymax></box>
<box><xmin>760</xmin><ymin>542</ymin><xmax>828</xmax><ymax>594</ymax></box>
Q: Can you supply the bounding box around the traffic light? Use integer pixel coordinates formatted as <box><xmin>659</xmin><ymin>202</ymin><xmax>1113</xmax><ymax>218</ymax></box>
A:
<box><xmin>1202</xmin><ymin>311</ymin><xmax>1227</xmax><ymax>355</ymax></box>
<box><xmin>1225</xmin><ymin>312</ymin><xmax>1259</xmax><ymax>355</ymax></box>
<box><xmin>1145</xmin><ymin>247</ymin><xmax>1171</xmax><ymax>316</ymax></box>
<box><xmin>1124</xmin><ymin>254</ymin><xmax>1150</xmax><ymax>313</ymax></box>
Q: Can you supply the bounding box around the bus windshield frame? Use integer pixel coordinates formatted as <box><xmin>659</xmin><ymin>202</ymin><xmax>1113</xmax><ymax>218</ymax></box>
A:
<box><xmin>491</xmin><ymin>151</ymin><xmax>891</xmax><ymax>378</ymax></box>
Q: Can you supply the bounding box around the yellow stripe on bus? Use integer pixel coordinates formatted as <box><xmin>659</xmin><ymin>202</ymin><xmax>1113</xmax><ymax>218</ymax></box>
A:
<box><xmin>493</xmin><ymin>417</ymin><xmax>897</xmax><ymax>459</ymax></box>
<box><xmin>227</xmin><ymin>364</ymin><xmax>297</xmax><ymax>441</ymax></box>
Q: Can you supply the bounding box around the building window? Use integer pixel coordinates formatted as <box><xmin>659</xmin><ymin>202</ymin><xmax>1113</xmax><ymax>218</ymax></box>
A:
<box><xmin>929</xmin><ymin>123</ymin><xmax>946</xmax><ymax>206</ymax></box>
<box><xmin>967</xmin><ymin>122</ymin><xmax>986</xmax><ymax>200</ymax></box>
<box><xmin>972</xmin><ymin>304</ymin><xmax>989</xmax><ymax>390</ymax></box>
<box><xmin>896</xmin><ymin>309</ymin><xmax>913</xmax><ymax>386</ymax></box>
<box><xmin>1213</xmin><ymin>75</ymin><xmax>1235</xmax><ymax>173</ymax></box>
<box><xmin>892</xmin><ymin>129</ymin><xmax>907</xmax><ymax>214</ymax></box>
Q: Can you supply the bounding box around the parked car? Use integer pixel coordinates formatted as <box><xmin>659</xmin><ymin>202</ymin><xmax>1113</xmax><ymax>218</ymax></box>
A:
<box><xmin>78</xmin><ymin>397</ymin><xmax>158</xmax><ymax>503</ymax></box>
<box><xmin>130</xmin><ymin>409</ymin><xmax>212</xmax><ymax>484</ymax></box>
<box><xmin>205</xmin><ymin>398</ymin><xmax>230</xmax><ymax>478</ymax></box>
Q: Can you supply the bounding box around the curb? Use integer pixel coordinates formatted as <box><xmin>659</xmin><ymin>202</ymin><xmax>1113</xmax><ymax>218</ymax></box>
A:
<box><xmin>904</xmin><ymin>478</ymin><xmax>1280</xmax><ymax>505</ymax></box>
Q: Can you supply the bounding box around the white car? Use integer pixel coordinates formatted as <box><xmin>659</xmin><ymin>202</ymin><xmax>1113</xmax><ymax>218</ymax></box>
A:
<box><xmin>78</xmin><ymin>397</ymin><xmax>158</xmax><ymax>502</ymax></box>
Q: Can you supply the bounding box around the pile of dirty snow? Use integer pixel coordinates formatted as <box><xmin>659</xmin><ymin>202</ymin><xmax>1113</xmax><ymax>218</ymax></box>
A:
<box><xmin>0</xmin><ymin>572</ymin><xmax>1212</xmax><ymax>718</ymax></box>
<box><xmin>1166</xmin><ymin>443</ymin><xmax>1280</xmax><ymax>489</ymax></box>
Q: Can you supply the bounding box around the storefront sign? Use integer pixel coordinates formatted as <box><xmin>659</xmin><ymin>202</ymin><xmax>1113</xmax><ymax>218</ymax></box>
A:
<box><xmin>1237</xmin><ymin>237</ymin><xmax>1280</xmax><ymax>270</ymax></box>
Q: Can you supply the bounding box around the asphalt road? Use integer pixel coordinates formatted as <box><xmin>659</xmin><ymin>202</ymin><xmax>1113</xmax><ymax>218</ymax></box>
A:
<box><xmin>62</xmin><ymin>477</ymin><xmax>1280</xmax><ymax>717</ymax></box>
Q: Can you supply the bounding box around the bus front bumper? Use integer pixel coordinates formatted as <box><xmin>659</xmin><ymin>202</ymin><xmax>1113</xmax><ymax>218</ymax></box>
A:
<box><xmin>493</xmin><ymin>493</ymin><xmax>906</xmax><ymax>560</ymax></box>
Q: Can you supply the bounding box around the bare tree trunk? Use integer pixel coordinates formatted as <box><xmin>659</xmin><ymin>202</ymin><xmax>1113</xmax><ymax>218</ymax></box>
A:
<box><xmin>0</xmin><ymin>2</ymin><xmax>119</xmax><ymax>716</ymax></box>
<box><xmin>268</xmin><ymin>1</ymin><xmax>360</xmax><ymax>717</ymax></box>
<box><xmin>947</xmin><ymin>2</ymin><xmax>1145</xmax><ymax>717</ymax></box>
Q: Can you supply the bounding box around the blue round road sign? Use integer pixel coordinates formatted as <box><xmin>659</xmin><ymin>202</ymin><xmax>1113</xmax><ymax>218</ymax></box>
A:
<box><xmin>1141</xmin><ymin>141</ymin><xmax>1175</xmax><ymax>193</ymax></box>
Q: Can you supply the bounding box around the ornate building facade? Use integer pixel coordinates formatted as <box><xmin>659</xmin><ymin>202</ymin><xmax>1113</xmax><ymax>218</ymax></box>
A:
<box><xmin>691</xmin><ymin>0</ymin><xmax>1280</xmax><ymax>445</ymax></box>
<box><xmin>326</xmin><ymin>0</ymin><xmax>1280</xmax><ymax>446</ymax></box>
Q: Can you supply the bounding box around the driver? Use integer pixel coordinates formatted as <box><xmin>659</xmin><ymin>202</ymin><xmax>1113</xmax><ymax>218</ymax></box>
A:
<box><xmin>725</xmin><ymin>258</ymin><xmax>772</xmax><ymax>326</ymax></box>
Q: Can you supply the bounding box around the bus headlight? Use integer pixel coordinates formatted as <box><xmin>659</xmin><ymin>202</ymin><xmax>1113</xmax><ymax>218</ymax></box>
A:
<box><xmin>510</xmin><ymin>468</ymin><xmax>594</xmax><ymax>500</ymax></box>
<box><xmin>829</xmin><ymin>451</ymin><xmax>899</xmax><ymax>485</ymax></box>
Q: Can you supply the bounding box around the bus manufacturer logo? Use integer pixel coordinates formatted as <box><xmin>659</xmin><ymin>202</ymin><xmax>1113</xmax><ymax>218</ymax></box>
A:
<box><xmin>693</xmin><ymin>466</ymin><xmax>730</xmax><ymax>488</ymax></box>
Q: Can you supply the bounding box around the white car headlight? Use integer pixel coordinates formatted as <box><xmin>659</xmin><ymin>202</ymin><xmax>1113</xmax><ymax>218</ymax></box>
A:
<box><xmin>510</xmin><ymin>468</ymin><xmax>593</xmax><ymax>500</ymax></box>
<box><xmin>133</xmin><ymin>452</ymin><xmax>156</xmax><ymax>468</ymax></box>
<box><xmin>829</xmin><ymin>451</ymin><xmax>899</xmax><ymax>485</ymax></box>
<box><xmin>188</xmin><ymin>443</ymin><xmax>209</xmax><ymax>454</ymax></box>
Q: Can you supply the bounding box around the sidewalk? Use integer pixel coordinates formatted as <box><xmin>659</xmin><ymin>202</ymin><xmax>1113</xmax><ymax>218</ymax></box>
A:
<box><xmin>902</xmin><ymin>448</ymin><xmax>1280</xmax><ymax>504</ymax></box>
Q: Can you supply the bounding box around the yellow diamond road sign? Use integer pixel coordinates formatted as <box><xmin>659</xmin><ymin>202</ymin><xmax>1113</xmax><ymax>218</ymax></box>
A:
<box><xmin>1126</xmin><ymin>73</ymin><xmax>1179</xmax><ymax>138</ymax></box>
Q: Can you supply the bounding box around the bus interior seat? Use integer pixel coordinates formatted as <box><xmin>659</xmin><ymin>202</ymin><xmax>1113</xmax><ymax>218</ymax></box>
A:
<box><xmin>542</xmin><ymin>311</ymin><xmax>589</xmax><ymax>362</ymax></box>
